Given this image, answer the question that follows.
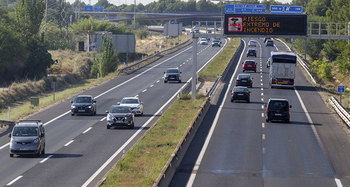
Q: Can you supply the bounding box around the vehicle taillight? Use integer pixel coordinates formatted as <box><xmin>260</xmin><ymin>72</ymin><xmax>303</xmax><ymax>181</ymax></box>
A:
<box><xmin>266</xmin><ymin>106</ymin><xmax>269</xmax><ymax>114</ymax></box>
<box><xmin>236</xmin><ymin>79</ymin><xmax>241</xmax><ymax>81</ymax></box>
<box><xmin>245</xmin><ymin>93</ymin><xmax>249</xmax><ymax>96</ymax></box>
<box><xmin>272</xmin><ymin>80</ymin><xmax>276</xmax><ymax>84</ymax></box>
<box><xmin>287</xmin><ymin>109</ymin><xmax>290</xmax><ymax>115</ymax></box>
<box><xmin>232</xmin><ymin>92</ymin><xmax>236</xmax><ymax>96</ymax></box>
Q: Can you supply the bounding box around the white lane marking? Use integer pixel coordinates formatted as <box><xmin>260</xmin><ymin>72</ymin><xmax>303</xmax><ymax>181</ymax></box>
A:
<box><xmin>0</xmin><ymin>143</ymin><xmax>9</xmax><ymax>151</ymax></box>
<box><xmin>261</xmin><ymin>105</ymin><xmax>264</xmax><ymax>109</ymax></box>
<box><xmin>135</xmin><ymin>95</ymin><xmax>139</xmax><ymax>98</ymax></box>
<box><xmin>180</xmin><ymin>64</ymin><xmax>183</xmax><ymax>67</ymax></box>
<box><xmin>6</xmin><ymin>176</ymin><xmax>23</xmax><ymax>186</ymax></box>
<box><xmin>262</xmin><ymin>123</ymin><xmax>265</xmax><ymax>128</ymax></box>
<box><xmin>261</xmin><ymin>83</ymin><xmax>263</xmax><ymax>86</ymax></box>
<box><xmin>40</xmin><ymin>155</ymin><xmax>53</xmax><ymax>163</ymax></box>
<box><xmin>260</xmin><ymin>72</ymin><xmax>263</xmax><ymax>74</ymax></box>
<box><xmin>100</xmin><ymin>117</ymin><xmax>106</xmax><ymax>122</ymax></box>
<box><xmin>263</xmin><ymin>147</ymin><xmax>266</xmax><ymax>154</ymax></box>
<box><xmin>156</xmin><ymin>80</ymin><xmax>160</xmax><ymax>83</ymax></box>
<box><xmin>261</xmin><ymin>98</ymin><xmax>264</xmax><ymax>102</ymax></box>
<box><xmin>262</xmin><ymin>134</ymin><xmax>265</xmax><ymax>140</ymax></box>
<box><xmin>150</xmin><ymin>85</ymin><xmax>154</xmax><ymax>87</ymax></box>
<box><xmin>142</xmin><ymin>89</ymin><xmax>147</xmax><ymax>92</ymax></box>
<box><xmin>83</xmin><ymin>127</ymin><xmax>92</xmax><ymax>134</ymax></box>
<box><xmin>64</xmin><ymin>140</ymin><xmax>74</xmax><ymax>147</ymax></box>
<box><xmin>261</xmin><ymin>79</ymin><xmax>263</xmax><ymax>82</ymax></box>
<box><xmin>261</xmin><ymin>88</ymin><xmax>263</xmax><ymax>91</ymax></box>
<box><xmin>261</xmin><ymin>113</ymin><xmax>264</xmax><ymax>117</ymax></box>
<box><xmin>261</xmin><ymin>93</ymin><xmax>264</xmax><ymax>96</ymax></box>
<box><xmin>261</xmin><ymin>75</ymin><xmax>263</xmax><ymax>78</ymax></box>
<box><xmin>82</xmin><ymin>40</ymin><xmax>229</xmax><ymax>187</ymax></box>
<box><xmin>294</xmin><ymin>88</ymin><xmax>343</xmax><ymax>187</ymax></box>
<box><xmin>186</xmin><ymin>38</ymin><xmax>244</xmax><ymax>187</ymax></box>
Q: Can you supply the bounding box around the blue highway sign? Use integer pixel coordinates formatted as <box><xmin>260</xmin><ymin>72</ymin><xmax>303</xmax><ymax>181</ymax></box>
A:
<box><xmin>270</xmin><ymin>5</ymin><xmax>283</xmax><ymax>13</ymax></box>
<box><xmin>338</xmin><ymin>85</ymin><xmax>345</xmax><ymax>93</ymax></box>
<box><xmin>235</xmin><ymin>4</ymin><xmax>253</xmax><ymax>13</ymax></box>
<box><xmin>84</xmin><ymin>6</ymin><xmax>93</xmax><ymax>12</ymax></box>
<box><xmin>225</xmin><ymin>4</ymin><xmax>235</xmax><ymax>14</ymax></box>
<box><xmin>283</xmin><ymin>6</ymin><xmax>303</xmax><ymax>14</ymax></box>
<box><xmin>253</xmin><ymin>5</ymin><xmax>266</xmax><ymax>13</ymax></box>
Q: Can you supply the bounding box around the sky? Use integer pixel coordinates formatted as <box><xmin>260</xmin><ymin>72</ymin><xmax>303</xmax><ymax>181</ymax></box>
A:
<box><xmin>68</xmin><ymin>0</ymin><xmax>293</xmax><ymax>7</ymax></box>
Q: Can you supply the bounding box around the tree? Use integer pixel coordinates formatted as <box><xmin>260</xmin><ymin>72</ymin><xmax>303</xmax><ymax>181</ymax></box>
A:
<box><xmin>15</xmin><ymin>0</ymin><xmax>45</xmax><ymax>36</ymax></box>
<box><xmin>91</xmin><ymin>36</ymin><xmax>119</xmax><ymax>77</ymax></box>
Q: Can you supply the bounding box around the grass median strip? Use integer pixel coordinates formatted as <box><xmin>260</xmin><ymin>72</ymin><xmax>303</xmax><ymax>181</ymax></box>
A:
<box><xmin>199</xmin><ymin>38</ymin><xmax>240</xmax><ymax>78</ymax></box>
<box><xmin>100</xmin><ymin>96</ymin><xmax>206</xmax><ymax>186</ymax></box>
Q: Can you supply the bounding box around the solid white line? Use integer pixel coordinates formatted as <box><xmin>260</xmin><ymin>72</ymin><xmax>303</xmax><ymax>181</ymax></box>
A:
<box><xmin>40</xmin><ymin>155</ymin><xmax>53</xmax><ymax>163</ymax></box>
<box><xmin>100</xmin><ymin>117</ymin><xmax>106</xmax><ymax>122</ymax></box>
<box><xmin>186</xmin><ymin>39</ymin><xmax>245</xmax><ymax>187</ymax></box>
<box><xmin>83</xmin><ymin>127</ymin><xmax>92</xmax><ymax>134</ymax></box>
<box><xmin>64</xmin><ymin>140</ymin><xmax>74</xmax><ymax>147</ymax></box>
<box><xmin>82</xmin><ymin>40</ymin><xmax>226</xmax><ymax>187</ymax></box>
<box><xmin>294</xmin><ymin>88</ymin><xmax>343</xmax><ymax>187</ymax></box>
<box><xmin>6</xmin><ymin>176</ymin><xmax>22</xmax><ymax>186</ymax></box>
<box><xmin>0</xmin><ymin>142</ymin><xmax>9</xmax><ymax>151</ymax></box>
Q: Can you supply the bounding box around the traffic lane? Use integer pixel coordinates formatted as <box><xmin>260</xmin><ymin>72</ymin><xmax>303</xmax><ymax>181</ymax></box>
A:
<box><xmin>293</xmin><ymin>67</ymin><xmax>350</xmax><ymax>186</ymax></box>
<box><xmin>0</xmin><ymin>40</ymin><xmax>224</xmax><ymax>186</ymax></box>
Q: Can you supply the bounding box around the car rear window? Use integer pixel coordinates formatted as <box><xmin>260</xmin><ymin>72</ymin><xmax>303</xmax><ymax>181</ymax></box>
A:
<box><xmin>238</xmin><ymin>75</ymin><xmax>250</xmax><ymax>79</ymax></box>
<box><xmin>74</xmin><ymin>97</ymin><xmax>91</xmax><ymax>103</ymax></box>
<box><xmin>249</xmin><ymin>50</ymin><xmax>256</xmax><ymax>52</ymax></box>
<box><xmin>269</xmin><ymin>101</ymin><xmax>289</xmax><ymax>110</ymax></box>
<box><xmin>233</xmin><ymin>87</ymin><xmax>248</xmax><ymax>92</ymax></box>
<box><xmin>13</xmin><ymin>127</ymin><xmax>38</xmax><ymax>136</ymax></box>
<box><xmin>110</xmin><ymin>106</ymin><xmax>131</xmax><ymax>113</ymax></box>
<box><xmin>167</xmin><ymin>69</ymin><xmax>179</xmax><ymax>73</ymax></box>
<box><xmin>121</xmin><ymin>99</ymin><xmax>139</xmax><ymax>104</ymax></box>
<box><xmin>245</xmin><ymin>61</ymin><xmax>255</xmax><ymax>64</ymax></box>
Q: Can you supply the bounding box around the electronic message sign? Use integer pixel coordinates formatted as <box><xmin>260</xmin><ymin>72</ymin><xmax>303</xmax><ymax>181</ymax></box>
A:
<box><xmin>224</xmin><ymin>14</ymin><xmax>307</xmax><ymax>36</ymax></box>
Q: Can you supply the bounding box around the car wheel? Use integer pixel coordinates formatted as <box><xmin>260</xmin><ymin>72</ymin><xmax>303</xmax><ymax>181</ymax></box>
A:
<box><xmin>130</xmin><ymin>123</ymin><xmax>134</xmax><ymax>129</ymax></box>
<box><xmin>71</xmin><ymin>113</ymin><xmax>74</xmax><ymax>116</ymax></box>
<box><xmin>247</xmin><ymin>99</ymin><xmax>250</xmax><ymax>103</ymax></box>
<box><xmin>254</xmin><ymin>70</ymin><xmax>256</xmax><ymax>73</ymax></box>
<box><xmin>107</xmin><ymin>125</ymin><xmax>110</xmax><ymax>129</ymax></box>
<box><xmin>243</xmin><ymin>70</ymin><xmax>245</xmax><ymax>72</ymax></box>
<box><xmin>141</xmin><ymin>111</ymin><xmax>143</xmax><ymax>116</ymax></box>
<box><xmin>286</xmin><ymin>119</ymin><xmax>290</xmax><ymax>123</ymax></box>
<box><xmin>41</xmin><ymin>145</ymin><xmax>45</xmax><ymax>154</ymax></box>
<box><xmin>36</xmin><ymin>150</ymin><xmax>41</xmax><ymax>157</ymax></box>
<box><xmin>266</xmin><ymin>119</ymin><xmax>269</xmax><ymax>122</ymax></box>
<box><xmin>164</xmin><ymin>80</ymin><xmax>167</xmax><ymax>83</ymax></box>
<box><xmin>94</xmin><ymin>110</ymin><xmax>96</xmax><ymax>115</ymax></box>
<box><xmin>231</xmin><ymin>99</ymin><xmax>233</xmax><ymax>102</ymax></box>
<box><xmin>178</xmin><ymin>80</ymin><xmax>181</xmax><ymax>83</ymax></box>
<box><xmin>10</xmin><ymin>154</ymin><xmax>13</xmax><ymax>157</ymax></box>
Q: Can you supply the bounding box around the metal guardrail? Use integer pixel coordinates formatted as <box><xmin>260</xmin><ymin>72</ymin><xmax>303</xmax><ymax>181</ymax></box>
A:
<box><xmin>0</xmin><ymin>120</ymin><xmax>15</xmax><ymax>125</ymax></box>
<box><xmin>276</xmin><ymin>39</ymin><xmax>317</xmax><ymax>84</ymax></box>
<box><xmin>117</xmin><ymin>37</ymin><xmax>192</xmax><ymax>75</ymax></box>
<box><xmin>207</xmin><ymin>76</ymin><xmax>221</xmax><ymax>98</ymax></box>
<box><xmin>329</xmin><ymin>96</ymin><xmax>350</xmax><ymax>127</ymax></box>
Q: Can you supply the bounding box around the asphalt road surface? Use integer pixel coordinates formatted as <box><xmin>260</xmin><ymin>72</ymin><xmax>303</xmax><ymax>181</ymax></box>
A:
<box><xmin>170</xmin><ymin>38</ymin><xmax>350</xmax><ymax>187</ymax></box>
<box><xmin>0</xmin><ymin>34</ymin><xmax>225</xmax><ymax>187</ymax></box>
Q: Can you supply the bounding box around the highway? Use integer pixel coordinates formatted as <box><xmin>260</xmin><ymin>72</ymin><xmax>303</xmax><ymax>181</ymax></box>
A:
<box><xmin>170</xmin><ymin>38</ymin><xmax>350</xmax><ymax>187</ymax></box>
<box><xmin>0</xmin><ymin>34</ymin><xmax>224</xmax><ymax>186</ymax></box>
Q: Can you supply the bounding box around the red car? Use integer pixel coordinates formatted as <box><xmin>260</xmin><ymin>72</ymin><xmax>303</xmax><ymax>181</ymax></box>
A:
<box><xmin>242</xmin><ymin>60</ymin><xmax>256</xmax><ymax>73</ymax></box>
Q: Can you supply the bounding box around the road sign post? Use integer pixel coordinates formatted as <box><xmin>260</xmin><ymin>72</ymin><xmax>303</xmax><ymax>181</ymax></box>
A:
<box><xmin>338</xmin><ymin>85</ymin><xmax>345</xmax><ymax>104</ymax></box>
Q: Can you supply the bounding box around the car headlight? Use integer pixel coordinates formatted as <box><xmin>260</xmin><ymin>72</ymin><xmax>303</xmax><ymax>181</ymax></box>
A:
<box><xmin>88</xmin><ymin>106</ymin><xmax>92</xmax><ymax>108</ymax></box>
<box><xmin>33</xmin><ymin>138</ymin><xmax>39</xmax><ymax>143</ymax></box>
<box><xmin>71</xmin><ymin>105</ymin><xmax>76</xmax><ymax>109</ymax></box>
<box><xmin>107</xmin><ymin>114</ymin><xmax>114</xmax><ymax>121</ymax></box>
<box><xmin>136</xmin><ymin>106</ymin><xmax>141</xmax><ymax>109</ymax></box>
<box><xmin>124</xmin><ymin>116</ymin><xmax>131</xmax><ymax>120</ymax></box>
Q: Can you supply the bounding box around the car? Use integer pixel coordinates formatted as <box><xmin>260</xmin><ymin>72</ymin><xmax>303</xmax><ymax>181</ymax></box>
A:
<box><xmin>264</xmin><ymin>37</ymin><xmax>271</xmax><ymax>43</ymax></box>
<box><xmin>246</xmin><ymin>48</ymin><xmax>257</xmax><ymax>57</ymax></box>
<box><xmin>212</xmin><ymin>40</ymin><xmax>220</xmax><ymax>47</ymax></box>
<box><xmin>194</xmin><ymin>29</ymin><xmax>199</xmax><ymax>33</ymax></box>
<box><xmin>200</xmin><ymin>38</ymin><xmax>208</xmax><ymax>45</ymax></box>
<box><xmin>70</xmin><ymin>95</ymin><xmax>96</xmax><ymax>116</ymax></box>
<box><xmin>207</xmin><ymin>29</ymin><xmax>212</xmax><ymax>33</ymax></box>
<box><xmin>248</xmin><ymin>40</ymin><xmax>256</xmax><ymax>47</ymax></box>
<box><xmin>266</xmin><ymin>40</ymin><xmax>274</xmax><ymax>47</ymax></box>
<box><xmin>231</xmin><ymin>87</ymin><xmax>250</xmax><ymax>103</ymax></box>
<box><xmin>242</xmin><ymin>60</ymin><xmax>256</xmax><ymax>73</ymax></box>
<box><xmin>164</xmin><ymin>68</ymin><xmax>182</xmax><ymax>83</ymax></box>
<box><xmin>236</xmin><ymin>74</ymin><xmax>253</xmax><ymax>88</ymax></box>
<box><xmin>117</xmin><ymin>97</ymin><xmax>144</xmax><ymax>116</ymax></box>
<box><xmin>182</xmin><ymin>28</ymin><xmax>186</xmax><ymax>32</ymax></box>
<box><xmin>190</xmin><ymin>29</ymin><xmax>194</xmax><ymax>33</ymax></box>
<box><xmin>266</xmin><ymin>98</ymin><xmax>292</xmax><ymax>123</ymax></box>
<box><xmin>106</xmin><ymin>105</ymin><xmax>135</xmax><ymax>129</ymax></box>
<box><xmin>9</xmin><ymin>120</ymin><xmax>45</xmax><ymax>157</ymax></box>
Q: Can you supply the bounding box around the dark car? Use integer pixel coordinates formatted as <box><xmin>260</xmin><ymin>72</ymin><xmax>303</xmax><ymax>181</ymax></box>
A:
<box><xmin>164</xmin><ymin>68</ymin><xmax>182</xmax><ymax>83</ymax></box>
<box><xmin>243</xmin><ymin>60</ymin><xmax>256</xmax><ymax>73</ymax></box>
<box><xmin>264</xmin><ymin>38</ymin><xmax>271</xmax><ymax>43</ymax></box>
<box><xmin>266</xmin><ymin>98</ymin><xmax>292</xmax><ymax>123</ymax></box>
<box><xmin>231</xmin><ymin>87</ymin><xmax>250</xmax><ymax>103</ymax></box>
<box><xmin>9</xmin><ymin>120</ymin><xmax>45</xmax><ymax>157</ymax></box>
<box><xmin>236</xmin><ymin>74</ymin><xmax>253</xmax><ymax>88</ymax></box>
<box><xmin>247</xmin><ymin>48</ymin><xmax>257</xmax><ymax>57</ymax></box>
<box><xmin>266</xmin><ymin>40</ymin><xmax>274</xmax><ymax>47</ymax></box>
<box><xmin>212</xmin><ymin>39</ymin><xmax>221</xmax><ymax>47</ymax></box>
<box><xmin>207</xmin><ymin>29</ymin><xmax>212</xmax><ymax>33</ymax></box>
<box><xmin>70</xmin><ymin>95</ymin><xmax>96</xmax><ymax>116</ymax></box>
<box><xmin>106</xmin><ymin>105</ymin><xmax>135</xmax><ymax>129</ymax></box>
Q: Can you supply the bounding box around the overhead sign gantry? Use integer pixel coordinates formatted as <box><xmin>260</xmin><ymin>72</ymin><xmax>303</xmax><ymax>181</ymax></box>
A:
<box><xmin>224</xmin><ymin>13</ymin><xmax>307</xmax><ymax>37</ymax></box>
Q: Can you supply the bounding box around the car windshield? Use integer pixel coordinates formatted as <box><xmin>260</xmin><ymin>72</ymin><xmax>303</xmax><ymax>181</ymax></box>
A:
<box><xmin>201</xmin><ymin>38</ymin><xmax>207</xmax><ymax>41</ymax></box>
<box><xmin>245</xmin><ymin>61</ymin><xmax>255</xmax><ymax>64</ymax></box>
<box><xmin>249</xmin><ymin>41</ymin><xmax>255</xmax><ymax>44</ymax></box>
<box><xmin>233</xmin><ymin>87</ymin><xmax>248</xmax><ymax>92</ymax></box>
<box><xmin>167</xmin><ymin>69</ymin><xmax>179</xmax><ymax>73</ymax></box>
<box><xmin>269</xmin><ymin>101</ymin><xmax>289</xmax><ymax>110</ymax></box>
<box><xmin>74</xmin><ymin>97</ymin><xmax>91</xmax><ymax>103</ymax></box>
<box><xmin>249</xmin><ymin>50</ymin><xmax>255</xmax><ymax>52</ymax></box>
<box><xmin>238</xmin><ymin>75</ymin><xmax>250</xmax><ymax>79</ymax></box>
<box><xmin>121</xmin><ymin>98</ymin><xmax>139</xmax><ymax>104</ymax></box>
<box><xmin>13</xmin><ymin>127</ymin><xmax>38</xmax><ymax>136</ymax></box>
<box><xmin>110</xmin><ymin>106</ymin><xmax>131</xmax><ymax>113</ymax></box>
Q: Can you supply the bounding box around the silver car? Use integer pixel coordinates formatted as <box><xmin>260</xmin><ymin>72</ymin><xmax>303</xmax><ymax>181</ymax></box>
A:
<box><xmin>117</xmin><ymin>97</ymin><xmax>144</xmax><ymax>116</ymax></box>
<box><xmin>9</xmin><ymin>120</ymin><xmax>45</xmax><ymax>157</ymax></box>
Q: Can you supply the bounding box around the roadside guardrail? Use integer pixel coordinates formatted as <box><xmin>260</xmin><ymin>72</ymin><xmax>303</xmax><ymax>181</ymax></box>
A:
<box><xmin>0</xmin><ymin>120</ymin><xmax>15</xmax><ymax>129</ymax></box>
<box><xmin>276</xmin><ymin>39</ymin><xmax>317</xmax><ymax>84</ymax></box>
<box><xmin>117</xmin><ymin>37</ymin><xmax>192</xmax><ymax>75</ymax></box>
<box><xmin>329</xmin><ymin>96</ymin><xmax>350</xmax><ymax>127</ymax></box>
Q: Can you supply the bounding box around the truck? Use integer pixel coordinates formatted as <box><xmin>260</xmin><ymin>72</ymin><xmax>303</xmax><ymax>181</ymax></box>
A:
<box><xmin>268</xmin><ymin>51</ymin><xmax>296</xmax><ymax>88</ymax></box>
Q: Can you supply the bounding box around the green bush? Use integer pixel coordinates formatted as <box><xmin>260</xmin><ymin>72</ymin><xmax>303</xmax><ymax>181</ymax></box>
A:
<box><xmin>311</xmin><ymin>60</ymin><xmax>333</xmax><ymax>81</ymax></box>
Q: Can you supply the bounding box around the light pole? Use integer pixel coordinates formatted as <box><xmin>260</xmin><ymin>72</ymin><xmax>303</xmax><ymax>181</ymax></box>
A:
<box><xmin>134</xmin><ymin>0</ymin><xmax>136</xmax><ymax>29</ymax></box>
<box><xmin>192</xmin><ymin>33</ymin><xmax>198</xmax><ymax>99</ymax></box>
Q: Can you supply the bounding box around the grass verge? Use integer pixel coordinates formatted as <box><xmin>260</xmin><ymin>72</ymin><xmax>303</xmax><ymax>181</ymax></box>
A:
<box><xmin>100</xmin><ymin>95</ymin><xmax>206</xmax><ymax>187</ymax></box>
<box><xmin>199</xmin><ymin>38</ymin><xmax>240</xmax><ymax>77</ymax></box>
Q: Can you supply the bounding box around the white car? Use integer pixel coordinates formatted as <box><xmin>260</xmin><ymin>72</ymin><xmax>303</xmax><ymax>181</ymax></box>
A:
<box><xmin>117</xmin><ymin>97</ymin><xmax>144</xmax><ymax>116</ymax></box>
<box><xmin>200</xmin><ymin>38</ymin><xmax>208</xmax><ymax>45</ymax></box>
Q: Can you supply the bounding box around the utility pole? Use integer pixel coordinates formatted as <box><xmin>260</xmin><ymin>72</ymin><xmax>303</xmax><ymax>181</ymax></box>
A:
<box><xmin>134</xmin><ymin>0</ymin><xmax>136</xmax><ymax>29</ymax></box>
<box><xmin>44</xmin><ymin>0</ymin><xmax>48</xmax><ymax>41</ymax></box>
<box><xmin>192</xmin><ymin>33</ymin><xmax>198</xmax><ymax>99</ymax></box>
